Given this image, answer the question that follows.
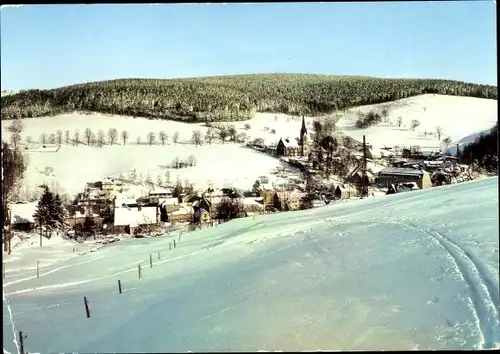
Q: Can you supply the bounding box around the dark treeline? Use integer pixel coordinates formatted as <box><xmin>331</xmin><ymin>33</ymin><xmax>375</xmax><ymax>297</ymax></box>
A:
<box><xmin>1</xmin><ymin>74</ymin><xmax>497</xmax><ymax>122</ymax></box>
<box><xmin>461</xmin><ymin>123</ymin><xmax>498</xmax><ymax>172</ymax></box>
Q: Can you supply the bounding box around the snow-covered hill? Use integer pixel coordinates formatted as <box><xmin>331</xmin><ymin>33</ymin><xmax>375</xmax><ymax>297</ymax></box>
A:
<box><xmin>336</xmin><ymin>94</ymin><xmax>497</xmax><ymax>156</ymax></box>
<box><xmin>3</xmin><ymin>177</ymin><xmax>499</xmax><ymax>352</ymax></box>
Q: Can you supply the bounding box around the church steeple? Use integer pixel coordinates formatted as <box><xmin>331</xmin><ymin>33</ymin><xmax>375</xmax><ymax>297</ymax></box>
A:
<box><xmin>300</xmin><ymin>115</ymin><xmax>307</xmax><ymax>138</ymax></box>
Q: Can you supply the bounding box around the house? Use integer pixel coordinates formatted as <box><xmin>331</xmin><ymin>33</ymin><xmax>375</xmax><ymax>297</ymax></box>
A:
<box><xmin>148</xmin><ymin>189</ymin><xmax>173</xmax><ymax>203</ymax></box>
<box><xmin>377</xmin><ymin>167</ymin><xmax>432</xmax><ymax>189</ymax></box>
<box><xmin>346</xmin><ymin>163</ymin><xmax>374</xmax><ymax>186</ymax></box>
<box><xmin>9</xmin><ymin>202</ymin><xmax>37</xmax><ymax>231</ymax></box>
<box><xmin>275</xmin><ymin>191</ymin><xmax>306</xmax><ymax>211</ymax></box>
<box><xmin>113</xmin><ymin>204</ymin><xmax>159</xmax><ymax>235</ymax></box>
<box><xmin>276</xmin><ymin>116</ymin><xmax>310</xmax><ymax>157</ymax></box>
<box><xmin>169</xmin><ymin>205</ymin><xmax>193</xmax><ymax>224</ymax></box>
<box><xmin>242</xmin><ymin>197</ymin><xmax>265</xmax><ymax>213</ymax></box>
<box><xmin>334</xmin><ymin>185</ymin><xmax>358</xmax><ymax>200</ymax></box>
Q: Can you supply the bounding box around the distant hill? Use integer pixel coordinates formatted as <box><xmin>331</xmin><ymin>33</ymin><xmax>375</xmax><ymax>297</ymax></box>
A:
<box><xmin>1</xmin><ymin>74</ymin><xmax>497</xmax><ymax>122</ymax></box>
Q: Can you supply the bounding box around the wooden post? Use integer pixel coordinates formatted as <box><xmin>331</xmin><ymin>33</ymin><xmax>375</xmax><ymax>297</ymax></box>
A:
<box><xmin>149</xmin><ymin>254</ymin><xmax>153</xmax><ymax>268</ymax></box>
<box><xmin>169</xmin><ymin>243</ymin><xmax>172</xmax><ymax>250</ymax></box>
<box><xmin>178</xmin><ymin>233</ymin><xmax>182</xmax><ymax>242</ymax></box>
<box><xmin>157</xmin><ymin>251</ymin><xmax>160</xmax><ymax>260</ymax></box>
<box><xmin>84</xmin><ymin>296</ymin><xmax>90</xmax><ymax>318</ymax></box>
<box><xmin>19</xmin><ymin>331</ymin><xmax>25</xmax><ymax>354</ymax></box>
<box><xmin>173</xmin><ymin>239</ymin><xmax>176</xmax><ymax>248</ymax></box>
<box><xmin>118</xmin><ymin>280</ymin><xmax>122</xmax><ymax>294</ymax></box>
<box><xmin>138</xmin><ymin>264</ymin><xmax>141</xmax><ymax>279</ymax></box>
<box><xmin>36</xmin><ymin>261</ymin><xmax>40</xmax><ymax>278</ymax></box>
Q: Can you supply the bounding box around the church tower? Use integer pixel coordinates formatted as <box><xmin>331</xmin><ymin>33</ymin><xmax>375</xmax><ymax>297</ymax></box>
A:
<box><xmin>300</xmin><ymin>115</ymin><xmax>308</xmax><ymax>157</ymax></box>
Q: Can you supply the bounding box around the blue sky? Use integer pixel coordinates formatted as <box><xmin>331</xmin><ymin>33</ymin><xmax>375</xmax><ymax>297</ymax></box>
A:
<box><xmin>0</xmin><ymin>2</ymin><xmax>497</xmax><ymax>90</ymax></box>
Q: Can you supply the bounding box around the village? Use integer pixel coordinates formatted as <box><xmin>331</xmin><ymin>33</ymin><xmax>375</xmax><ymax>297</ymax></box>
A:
<box><xmin>7</xmin><ymin>115</ymin><xmax>482</xmax><ymax>246</ymax></box>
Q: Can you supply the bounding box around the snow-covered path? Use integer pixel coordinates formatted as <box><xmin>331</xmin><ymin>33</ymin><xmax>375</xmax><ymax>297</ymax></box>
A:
<box><xmin>2</xmin><ymin>177</ymin><xmax>499</xmax><ymax>352</ymax></box>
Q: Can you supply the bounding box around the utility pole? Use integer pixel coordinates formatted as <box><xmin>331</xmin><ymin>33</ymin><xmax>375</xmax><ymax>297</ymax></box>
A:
<box><xmin>361</xmin><ymin>135</ymin><xmax>368</xmax><ymax>198</ymax></box>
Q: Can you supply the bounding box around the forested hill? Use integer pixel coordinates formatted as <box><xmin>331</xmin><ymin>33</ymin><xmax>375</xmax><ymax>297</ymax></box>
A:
<box><xmin>1</xmin><ymin>74</ymin><xmax>497</xmax><ymax>122</ymax></box>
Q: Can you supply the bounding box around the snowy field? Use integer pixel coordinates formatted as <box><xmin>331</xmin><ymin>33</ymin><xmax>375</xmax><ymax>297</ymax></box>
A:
<box><xmin>3</xmin><ymin>177</ymin><xmax>499</xmax><ymax>352</ymax></box>
<box><xmin>336</xmin><ymin>94</ymin><xmax>498</xmax><ymax>156</ymax></box>
<box><xmin>1</xmin><ymin>113</ymin><xmax>301</xmax><ymax>198</ymax></box>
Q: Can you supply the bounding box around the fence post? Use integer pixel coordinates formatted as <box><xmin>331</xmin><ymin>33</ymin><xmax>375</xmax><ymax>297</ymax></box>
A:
<box><xmin>118</xmin><ymin>280</ymin><xmax>122</xmax><ymax>294</ymax></box>
<box><xmin>149</xmin><ymin>254</ymin><xmax>153</xmax><ymax>268</ymax></box>
<box><xmin>173</xmin><ymin>240</ymin><xmax>176</xmax><ymax>248</ymax></box>
<box><xmin>84</xmin><ymin>296</ymin><xmax>90</xmax><ymax>318</ymax></box>
<box><xmin>138</xmin><ymin>264</ymin><xmax>142</xmax><ymax>279</ymax></box>
<box><xmin>36</xmin><ymin>261</ymin><xmax>40</xmax><ymax>278</ymax></box>
<box><xmin>157</xmin><ymin>251</ymin><xmax>160</xmax><ymax>260</ymax></box>
<box><xmin>19</xmin><ymin>331</ymin><xmax>26</xmax><ymax>354</ymax></box>
<box><xmin>169</xmin><ymin>243</ymin><xmax>172</xmax><ymax>250</ymax></box>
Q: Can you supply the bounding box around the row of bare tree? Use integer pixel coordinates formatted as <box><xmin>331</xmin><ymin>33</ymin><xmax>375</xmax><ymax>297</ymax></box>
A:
<box><xmin>17</xmin><ymin>125</ymin><xmax>248</xmax><ymax>148</ymax></box>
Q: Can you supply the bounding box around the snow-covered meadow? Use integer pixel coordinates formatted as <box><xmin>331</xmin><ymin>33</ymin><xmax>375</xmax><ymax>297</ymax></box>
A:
<box><xmin>1</xmin><ymin>113</ymin><xmax>303</xmax><ymax>198</ymax></box>
<box><xmin>2</xmin><ymin>177</ymin><xmax>499</xmax><ymax>352</ymax></box>
<box><xmin>336</xmin><ymin>94</ymin><xmax>498</xmax><ymax>156</ymax></box>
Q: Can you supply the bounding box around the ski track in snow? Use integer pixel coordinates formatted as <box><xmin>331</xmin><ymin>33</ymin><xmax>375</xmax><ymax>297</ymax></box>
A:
<box><xmin>2</xmin><ymin>288</ymin><xmax>20</xmax><ymax>354</ymax></box>
<box><xmin>3</xmin><ymin>255</ymin><xmax>106</xmax><ymax>287</ymax></box>
<box><xmin>389</xmin><ymin>220</ymin><xmax>500</xmax><ymax>349</ymax></box>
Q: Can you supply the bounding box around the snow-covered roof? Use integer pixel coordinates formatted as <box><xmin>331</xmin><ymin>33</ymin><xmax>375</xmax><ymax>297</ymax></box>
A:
<box><xmin>378</xmin><ymin>167</ymin><xmax>423</xmax><ymax>177</ymax></box>
<box><xmin>10</xmin><ymin>202</ymin><xmax>37</xmax><ymax>224</ymax></box>
<box><xmin>281</xmin><ymin>137</ymin><xmax>299</xmax><ymax>148</ymax></box>
<box><xmin>171</xmin><ymin>205</ymin><xmax>193</xmax><ymax>216</ymax></box>
<box><xmin>114</xmin><ymin>206</ymin><xmax>157</xmax><ymax>227</ymax></box>
<box><xmin>159</xmin><ymin>197</ymin><xmax>179</xmax><ymax>206</ymax></box>
<box><xmin>149</xmin><ymin>189</ymin><xmax>172</xmax><ymax>195</ymax></box>
<box><xmin>115</xmin><ymin>198</ymin><xmax>138</xmax><ymax>207</ymax></box>
<box><xmin>242</xmin><ymin>198</ymin><xmax>263</xmax><ymax>206</ymax></box>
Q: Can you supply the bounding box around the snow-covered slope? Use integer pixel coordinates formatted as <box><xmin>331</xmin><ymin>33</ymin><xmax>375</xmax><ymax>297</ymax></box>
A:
<box><xmin>3</xmin><ymin>177</ymin><xmax>499</xmax><ymax>352</ymax></box>
<box><xmin>1</xmin><ymin>113</ymin><xmax>300</xmax><ymax>198</ymax></box>
<box><xmin>336</xmin><ymin>94</ymin><xmax>497</xmax><ymax>156</ymax></box>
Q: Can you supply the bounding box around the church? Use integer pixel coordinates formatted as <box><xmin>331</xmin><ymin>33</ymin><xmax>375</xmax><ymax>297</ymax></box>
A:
<box><xmin>276</xmin><ymin>116</ymin><xmax>310</xmax><ymax>158</ymax></box>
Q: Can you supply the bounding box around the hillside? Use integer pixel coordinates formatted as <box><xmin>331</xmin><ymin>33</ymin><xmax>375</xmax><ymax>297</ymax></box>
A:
<box><xmin>1</xmin><ymin>74</ymin><xmax>497</xmax><ymax>122</ymax></box>
<box><xmin>3</xmin><ymin>177</ymin><xmax>499</xmax><ymax>352</ymax></box>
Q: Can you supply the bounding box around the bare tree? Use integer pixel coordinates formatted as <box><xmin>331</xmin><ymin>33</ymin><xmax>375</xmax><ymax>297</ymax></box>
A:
<box><xmin>410</xmin><ymin>119</ymin><xmax>420</xmax><ymax>131</ymax></box>
<box><xmin>48</xmin><ymin>133</ymin><xmax>56</xmax><ymax>144</ymax></box>
<box><xmin>381</xmin><ymin>107</ymin><xmax>389</xmax><ymax>123</ymax></box>
<box><xmin>84</xmin><ymin>128</ymin><xmax>93</xmax><ymax>145</ymax></box>
<box><xmin>25</xmin><ymin>136</ymin><xmax>33</xmax><ymax>146</ymax></box>
<box><xmin>64</xmin><ymin>130</ymin><xmax>70</xmax><ymax>144</ymax></box>
<box><xmin>108</xmin><ymin>128</ymin><xmax>118</xmax><ymax>145</ymax></box>
<box><xmin>40</xmin><ymin>133</ymin><xmax>47</xmax><ymax>145</ymax></box>
<box><xmin>2</xmin><ymin>142</ymin><xmax>27</xmax><ymax>253</ymax></box>
<box><xmin>205</xmin><ymin>127</ymin><xmax>216</xmax><ymax>145</ymax></box>
<box><xmin>56</xmin><ymin>129</ymin><xmax>63</xmax><ymax>145</ymax></box>
<box><xmin>73</xmin><ymin>130</ymin><xmax>80</xmax><ymax>146</ymax></box>
<box><xmin>8</xmin><ymin>120</ymin><xmax>23</xmax><ymax>134</ymax></box>
<box><xmin>121</xmin><ymin>130</ymin><xmax>129</xmax><ymax>145</ymax></box>
<box><xmin>397</xmin><ymin>116</ymin><xmax>403</xmax><ymax>128</ymax></box>
<box><xmin>147</xmin><ymin>132</ymin><xmax>156</xmax><ymax>146</ymax></box>
<box><xmin>236</xmin><ymin>132</ymin><xmax>247</xmax><ymax>143</ymax></box>
<box><xmin>442</xmin><ymin>137</ymin><xmax>452</xmax><ymax>149</ymax></box>
<box><xmin>228</xmin><ymin>125</ymin><xmax>237</xmax><ymax>143</ymax></box>
<box><xmin>219</xmin><ymin>128</ymin><xmax>228</xmax><ymax>144</ymax></box>
<box><xmin>164</xmin><ymin>170</ymin><xmax>171</xmax><ymax>185</ymax></box>
<box><xmin>191</xmin><ymin>130</ymin><xmax>202</xmax><ymax>147</ymax></box>
<box><xmin>96</xmin><ymin>129</ymin><xmax>105</xmax><ymax>147</ymax></box>
<box><xmin>158</xmin><ymin>131</ymin><xmax>168</xmax><ymax>146</ymax></box>
<box><xmin>9</xmin><ymin>132</ymin><xmax>21</xmax><ymax>149</ymax></box>
<box><xmin>136</xmin><ymin>136</ymin><xmax>142</xmax><ymax>145</ymax></box>
<box><xmin>187</xmin><ymin>154</ymin><xmax>196</xmax><ymax>166</ymax></box>
<box><xmin>172</xmin><ymin>131</ymin><xmax>179</xmax><ymax>144</ymax></box>
<box><xmin>435</xmin><ymin>126</ymin><xmax>443</xmax><ymax>140</ymax></box>
<box><xmin>156</xmin><ymin>174</ymin><xmax>163</xmax><ymax>187</ymax></box>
